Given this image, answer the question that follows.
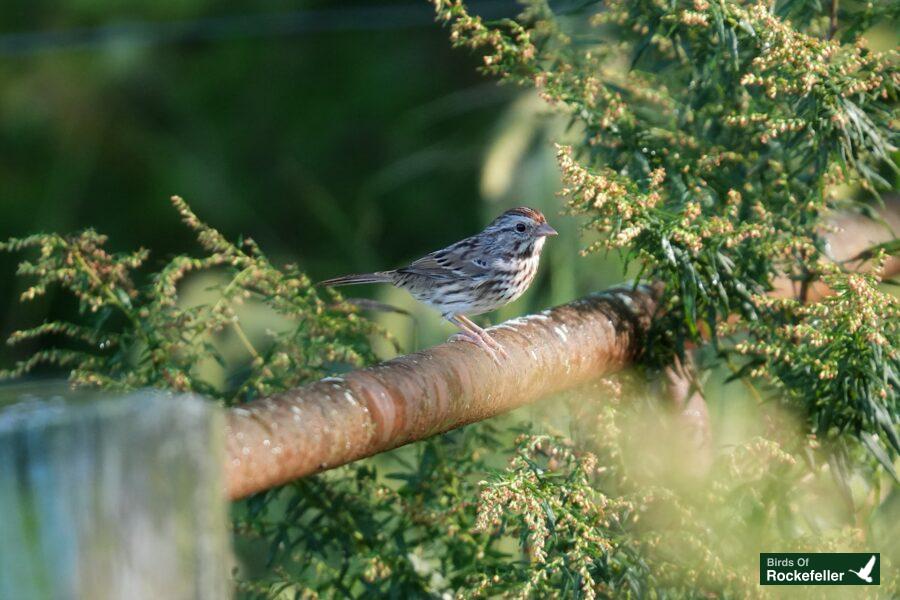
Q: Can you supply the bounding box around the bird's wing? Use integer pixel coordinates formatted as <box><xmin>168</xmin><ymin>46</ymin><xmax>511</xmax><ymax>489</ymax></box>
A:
<box><xmin>399</xmin><ymin>238</ymin><xmax>491</xmax><ymax>281</ymax></box>
<box><xmin>861</xmin><ymin>555</ymin><xmax>876</xmax><ymax>576</ymax></box>
<box><xmin>398</xmin><ymin>254</ymin><xmax>454</xmax><ymax>279</ymax></box>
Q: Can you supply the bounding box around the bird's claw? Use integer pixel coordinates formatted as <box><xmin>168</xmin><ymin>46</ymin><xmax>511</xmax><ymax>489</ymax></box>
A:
<box><xmin>449</xmin><ymin>330</ymin><xmax>508</xmax><ymax>363</ymax></box>
<box><xmin>448</xmin><ymin>331</ymin><xmax>505</xmax><ymax>366</ymax></box>
<box><xmin>480</xmin><ymin>329</ymin><xmax>509</xmax><ymax>359</ymax></box>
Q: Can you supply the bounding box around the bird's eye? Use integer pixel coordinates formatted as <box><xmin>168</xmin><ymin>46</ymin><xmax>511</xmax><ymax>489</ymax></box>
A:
<box><xmin>515</xmin><ymin>223</ymin><xmax>527</xmax><ymax>233</ymax></box>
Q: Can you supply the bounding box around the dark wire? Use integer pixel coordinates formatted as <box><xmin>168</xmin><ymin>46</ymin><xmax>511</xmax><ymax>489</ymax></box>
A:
<box><xmin>0</xmin><ymin>2</ymin><xmax>519</xmax><ymax>57</ymax></box>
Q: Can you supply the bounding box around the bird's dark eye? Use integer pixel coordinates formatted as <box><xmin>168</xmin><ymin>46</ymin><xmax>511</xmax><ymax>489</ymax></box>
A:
<box><xmin>515</xmin><ymin>223</ymin><xmax>527</xmax><ymax>233</ymax></box>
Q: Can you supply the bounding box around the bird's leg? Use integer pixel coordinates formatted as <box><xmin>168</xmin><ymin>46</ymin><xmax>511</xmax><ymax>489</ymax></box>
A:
<box><xmin>456</xmin><ymin>315</ymin><xmax>509</xmax><ymax>359</ymax></box>
<box><xmin>446</xmin><ymin>315</ymin><xmax>503</xmax><ymax>365</ymax></box>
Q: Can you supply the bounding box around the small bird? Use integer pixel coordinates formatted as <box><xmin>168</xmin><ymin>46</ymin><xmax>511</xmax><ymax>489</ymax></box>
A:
<box><xmin>848</xmin><ymin>555</ymin><xmax>877</xmax><ymax>583</ymax></box>
<box><xmin>320</xmin><ymin>207</ymin><xmax>557</xmax><ymax>362</ymax></box>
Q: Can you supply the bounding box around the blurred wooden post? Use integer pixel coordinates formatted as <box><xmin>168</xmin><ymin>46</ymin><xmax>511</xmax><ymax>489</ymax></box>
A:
<box><xmin>0</xmin><ymin>386</ymin><xmax>231</xmax><ymax>600</ymax></box>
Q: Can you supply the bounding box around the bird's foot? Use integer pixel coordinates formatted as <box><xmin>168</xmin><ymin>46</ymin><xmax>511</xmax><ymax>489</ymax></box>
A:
<box><xmin>478</xmin><ymin>329</ymin><xmax>509</xmax><ymax>359</ymax></box>
<box><xmin>448</xmin><ymin>330</ymin><xmax>503</xmax><ymax>366</ymax></box>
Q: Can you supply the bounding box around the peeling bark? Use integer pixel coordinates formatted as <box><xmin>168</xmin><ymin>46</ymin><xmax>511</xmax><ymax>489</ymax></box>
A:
<box><xmin>226</xmin><ymin>286</ymin><xmax>658</xmax><ymax>499</ymax></box>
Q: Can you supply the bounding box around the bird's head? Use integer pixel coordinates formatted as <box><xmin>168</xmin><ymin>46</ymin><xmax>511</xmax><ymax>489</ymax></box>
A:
<box><xmin>484</xmin><ymin>207</ymin><xmax>558</xmax><ymax>258</ymax></box>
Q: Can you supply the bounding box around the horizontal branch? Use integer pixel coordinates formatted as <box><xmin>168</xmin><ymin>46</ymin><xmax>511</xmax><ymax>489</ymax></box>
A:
<box><xmin>224</xmin><ymin>199</ymin><xmax>899</xmax><ymax>500</ymax></box>
<box><xmin>771</xmin><ymin>198</ymin><xmax>900</xmax><ymax>300</ymax></box>
<box><xmin>225</xmin><ymin>286</ymin><xmax>657</xmax><ymax>499</ymax></box>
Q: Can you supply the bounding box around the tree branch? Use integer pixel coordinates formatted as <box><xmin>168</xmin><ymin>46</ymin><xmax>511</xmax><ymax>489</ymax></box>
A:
<box><xmin>771</xmin><ymin>198</ymin><xmax>900</xmax><ymax>301</ymax></box>
<box><xmin>663</xmin><ymin>353</ymin><xmax>712</xmax><ymax>476</ymax></box>
<box><xmin>828</xmin><ymin>0</ymin><xmax>839</xmax><ymax>40</ymax></box>
<box><xmin>226</xmin><ymin>285</ymin><xmax>657</xmax><ymax>498</ymax></box>
<box><xmin>225</xmin><ymin>199</ymin><xmax>899</xmax><ymax>500</ymax></box>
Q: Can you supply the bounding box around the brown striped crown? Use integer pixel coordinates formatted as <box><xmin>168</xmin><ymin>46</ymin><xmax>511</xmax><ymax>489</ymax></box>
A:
<box><xmin>502</xmin><ymin>207</ymin><xmax>547</xmax><ymax>223</ymax></box>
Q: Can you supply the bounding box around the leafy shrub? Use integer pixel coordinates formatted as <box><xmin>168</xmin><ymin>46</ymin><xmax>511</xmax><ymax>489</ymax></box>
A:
<box><xmin>1</xmin><ymin>197</ymin><xmax>379</xmax><ymax>400</ymax></box>
<box><xmin>2</xmin><ymin>0</ymin><xmax>898</xmax><ymax>597</ymax></box>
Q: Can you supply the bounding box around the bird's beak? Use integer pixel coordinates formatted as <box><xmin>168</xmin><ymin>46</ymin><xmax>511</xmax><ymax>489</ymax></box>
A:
<box><xmin>536</xmin><ymin>223</ymin><xmax>558</xmax><ymax>237</ymax></box>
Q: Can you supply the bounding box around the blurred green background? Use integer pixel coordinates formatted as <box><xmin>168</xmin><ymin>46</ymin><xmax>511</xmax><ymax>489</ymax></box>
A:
<box><xmin>0</xmin><ymin>0</ymin><xmax>624</xmax><ymax>367</ymax></box>
<box><xmin>3</xmin><ymin>4</ymin><xmax>898</xmax><ymax>593</ymax></box>
<box><xmin>1</xmin><ymin>0</ymin><xmax>895</xmax><ymax>450</ymax></box>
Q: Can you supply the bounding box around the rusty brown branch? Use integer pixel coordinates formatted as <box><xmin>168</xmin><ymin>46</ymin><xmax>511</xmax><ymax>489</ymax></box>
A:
<box><xmin>226</xmin><ymin>286</ymin><xmax>657</xmax><ymax>498</ymax></box>
<box><xmin>771</xmin><ymin>197</ymin><xmax>900</xmax><ymax>301</ymax></box>
<box><xmin>225</xmin><ymin>199</ymin><xmax>899</xmax><ymax>500</ymax></box>
<box><xmin>663</xmin><ymin>353</ymin><xmax>712</xmax><ymax>476</ymax></box>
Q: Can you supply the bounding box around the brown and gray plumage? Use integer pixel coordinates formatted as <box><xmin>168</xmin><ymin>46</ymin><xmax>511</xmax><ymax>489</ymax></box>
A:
<box><xmin>319</xmin><ymin>207</ymin><xmax>557</xmax><ymax>362</ymax></box>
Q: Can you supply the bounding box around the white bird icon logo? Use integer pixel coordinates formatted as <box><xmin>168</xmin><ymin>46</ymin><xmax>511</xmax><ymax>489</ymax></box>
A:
<box><xmin>848</xmin><ymin>555</ymin><xmax>877</xmax><ymax>583</ymax></box>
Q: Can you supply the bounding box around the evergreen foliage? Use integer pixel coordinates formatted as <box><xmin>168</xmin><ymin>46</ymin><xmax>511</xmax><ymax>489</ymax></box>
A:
<box><xmin>2</xmin><ymin>0</ymin><xmax>898</xmax><ymax>597</ymax></box>
<box><xmin>435</xmin><ymin>0</ymin><xmax>898</xmax><ymax>464</ymax></box>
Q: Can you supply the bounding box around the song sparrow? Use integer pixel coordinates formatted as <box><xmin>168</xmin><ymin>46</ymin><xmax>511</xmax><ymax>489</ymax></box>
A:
<box><xmin>320</xmin><ymin>207</ymin><xmax>557</xmax><ymax>362</ymax></box>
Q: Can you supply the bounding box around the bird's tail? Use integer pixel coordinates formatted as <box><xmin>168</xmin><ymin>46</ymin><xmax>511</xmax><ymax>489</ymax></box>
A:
<box><xmin>318</xmin><ymin>271</ymin><xmax>393</xmax><ymax>287</ymax></box>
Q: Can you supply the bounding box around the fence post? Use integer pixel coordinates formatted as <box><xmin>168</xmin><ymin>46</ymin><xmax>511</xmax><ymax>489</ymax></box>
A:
<box><xmin>0</xmin><ymin>385</ymin><xmax>231</xmax><ymax>599</ymax></box>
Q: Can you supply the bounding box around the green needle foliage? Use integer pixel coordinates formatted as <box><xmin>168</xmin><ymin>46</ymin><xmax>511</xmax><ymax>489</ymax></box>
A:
<box><xmin>434</xmin><ymin>0</ymin><xmax>899</xmax><ymax>463</ymax></box>
<box><xmin>2</xmin><ymin>1</ymin><xmax>899</xmax><ymax>597</ymax></box>
<box><xmin>735</xmin><ymin>262</ymin><xmax>900</xmax><ymax>476</ymax></box>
